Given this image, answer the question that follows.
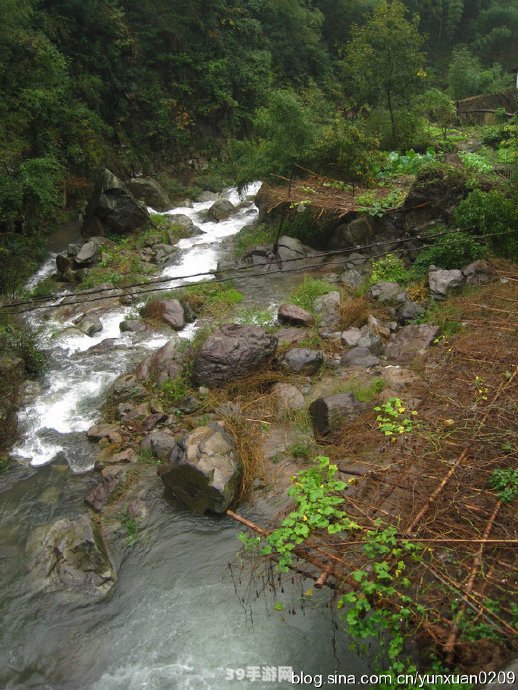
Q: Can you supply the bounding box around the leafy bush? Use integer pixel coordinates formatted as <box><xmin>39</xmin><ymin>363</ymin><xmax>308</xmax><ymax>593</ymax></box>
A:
<box><xmin>290</xmin><ymin>277</ymin><xmax>335</xmax><ymax>313</ymax></box>
<box><xmin>369</xmin><ymin>254</ymin><xmax>410</xmax><ymax>284</ymax></box>
<box><xmin>0</xmin><ymin>313</ymin><xmax>48</xmax><ymax>377</ymax></box>
<box><xmin>454</xmin><ymin>190</ymin><xmax>518</xmax><ymax>260</ymax></box>
<box><xmin>379</xmin><ymin>148</ymin><xmax>437</xmax><ymax>177</ymax></box>
<box><xmin>412</xmin><ymin>230</ymin><xmax>488</xmax><ymax>276</ymax></box>
<box><xmin>179</xmin><ymin>281</ymin><xmax>243</xmax><ymax>317</ymax></box>
<box><xmin>458</xmin><ymin>151</ymin><xmax>494</xmax><ymax>175</ymax></box>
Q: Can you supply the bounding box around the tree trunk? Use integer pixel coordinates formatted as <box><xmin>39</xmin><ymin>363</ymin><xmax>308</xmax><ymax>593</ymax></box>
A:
<box><xmin>386</xmin><ymin>88</ymin><xmax>398</xmax><ymax>149</ymax></box>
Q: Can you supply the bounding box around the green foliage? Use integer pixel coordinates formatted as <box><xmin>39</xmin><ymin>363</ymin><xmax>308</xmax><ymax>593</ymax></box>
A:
<box><xmin>289</xmin><ymin>276</ymin><xmax>335</xmax><ymax>313</ymax></box>
<box><xmin>368</xmin><ymin>254</ymin><xmax>410</xmax><ymax>284</ymax></box>
<box><xmin>453</xmin><ymin>190</ymin><xmax>518</xmax><ymax>260</ymax></box>
<box><xmin>233</xmin><ymin>223</ymin><xmax>276</xmax><ymax>258</ymax></box>
<box><xmin>356</xmin><ymin>189</ymin><xmax>406</xmax><ymax>217</ymax></box>
<box><xmin>240</xmin><ymin>456</ymin><xmax>359</xmax><ymax>572</ymax></box>
<box><xmin>344</xmin><ymin>0</ymin><xmax>426</xmax><ymax>148</ymax></box>
<box><xmin>233</xmin><ymin>88</ymin><xmax>318</xmax><ymax>190</ymax></box>
<box><xmin>159</xmin><ymin>376</ymin><xmax>190</xmax><ymax>406</ymax></box>
<box><xmin>374</xmin><ymin>398</ymin><xmax>419</xmax><ymax>436</ymax></box>
<box><xmin>310</xmin><ymin>119</ymin><xmax>381</xmax><ymax>187</ymax></box>
<box><xmin>412</xmin><ymin>230</ymin><xmax>488</xmax><ymax>276</ymax></box>
<box><xmin>179</xmin><ymin>281</ymin><xmax>244</xmax><ymax>318</ymax></box>
<box><xmin>120</xmin><ymin>511</ymin><xmax>140</xmax><ymax>546</ymax></box>
<box><xmin>235</xmin><ymin>306</ymin><xmax>276</xmax><ymax>329</ymax></box>
<box><xmin>379</xmin><ymin>148</ymin><xmax>437</xmax><ymax>177</ymax></box>
<box><xmin>447</xmin><ymin>45</ymin><xmax>512</xmax><ymax>100</ymax></box>
<box><xmin>458</xmin><ymin>152</ymin><xmax>494</xmax><ymax>175</ymax></box>
<box><xmin>490</xmin><ymin>468</ymin><xmax>518</xmax><ymax>503</ymax></box>
<box><xmin>416</xmin><ymin>89</ymin><xmax>456</xmax><ymax>136</ymax></box>
<box><xmin>344</xmin><ymin>377</ymin><xmax>385</xmax><ymax>403</ymax></box>
<box><xmin>0</xmin><ymin>312</ymin><xmax>48</xmax><ymax>377</ymax></box>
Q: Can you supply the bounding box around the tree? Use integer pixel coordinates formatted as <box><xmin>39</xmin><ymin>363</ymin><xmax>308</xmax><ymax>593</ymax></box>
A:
<box><xmin>343</xmin><ymin>0</ymin><xmax>426</xmax><ymax>148</ymax></box>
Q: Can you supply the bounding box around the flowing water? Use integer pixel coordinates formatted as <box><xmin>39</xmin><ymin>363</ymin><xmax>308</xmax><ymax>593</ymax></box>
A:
<box><xmin>0</xmin><ymin>186</ymin><xmax>366</xmax><ymax>689</ymax></box>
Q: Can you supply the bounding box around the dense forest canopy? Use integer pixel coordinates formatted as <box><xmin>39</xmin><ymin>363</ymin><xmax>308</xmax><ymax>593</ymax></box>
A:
<box><xmin>0</xmin><ymin>0</ymin><xmax>516</xmax><ymax>243</ymax></box>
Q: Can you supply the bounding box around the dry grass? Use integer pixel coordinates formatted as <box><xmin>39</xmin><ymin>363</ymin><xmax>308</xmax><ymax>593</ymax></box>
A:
<box><xmin>339</xmin><ymin>294</ymin><xmax>388</xmax><ymax>329</ymax></box>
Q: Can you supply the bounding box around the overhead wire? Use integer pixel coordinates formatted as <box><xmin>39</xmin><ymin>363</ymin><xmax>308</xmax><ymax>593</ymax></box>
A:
<box><xmin>1</xmin><ymin>228</ymin><xmax>516</xmax><ymax>315</ymax></box>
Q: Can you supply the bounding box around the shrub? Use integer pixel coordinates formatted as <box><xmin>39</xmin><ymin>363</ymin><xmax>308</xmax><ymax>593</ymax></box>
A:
<box><xmin>458</xmin><ymin>152</ymin><xmax>494</xmax><ymax>175</ymax></box>
<box><xmin>369</xmin><ymin>254</ymin><xmax>410</xmax><ymax>284</ymax></box>
<box><xmin>290</xmin><ymin>277</ymin><xmax>335</xmax><ymax>313</ymax></box>
<box><xmin>412</xmin><ymin>230</ymin><xmax>488</xmax><ymax>276</ymax></box>
<box><xmin>453</xmin><ymin>190</ymin><xmax>518</xmax><ymax>260</ymax></box>
<box><xmin>179</xmin><ymin>281</ymin><xmax>243</xmax><ymax>317</ymax></box>
<box><xmin>0</xmin><ymin>313</ymin><xmax>48</xmax><ymax>377</ymax></box>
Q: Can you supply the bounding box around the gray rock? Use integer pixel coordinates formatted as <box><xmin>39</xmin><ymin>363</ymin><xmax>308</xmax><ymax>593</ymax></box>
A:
<box><xmin>193</xmin><ymin>325</ymin><xmax>277</xmax><ymax>388</ymax></box>
<box><xmin>462</xmin><ymin>259</ymin><xmax>493</xmax><ymax>285</ymax></box>
<box><xmin>120</xmin><ymin>319</ymin><xmax>146</xmax><ymax>333</ymax></box>
<box><xmin>341</xmin><ymin>347</ymin><xmax>380</xmax><ymax>368</ymax></box>
<box><xmin>86</xmin><ymin>423</ymin><xmax>122</xmax><ymax>442</ymax></box>
<box><xmin>26</xmin><ymin>515</ymin><xmax>115</xmax><ymax>598</ymax></box>
<box><xmin>158</xmin><ymin>424</ymin><xmax>242</xmax><ymax>513</ymax></box>
<box><xmin>385</xmin><ymin>324</ymin><xmax>439</xmax><ymax>364</ymax></box>
<box><xmin>141</xmin><ymin>299</ymin><xmax>185</xmax><ymax>330</ymax></box>
<box><xmin>282</xmin><ymin>348</ymin><xmax>324</xmax><ymax>375</ymax></box>
<box><xmin>135</xmin><ymin>338</ymin><xmax>186</xmax><ymax>384</ymax></box>
<box><xmin>329</xmin><ymin>216</ymin><xmax>373</xmax><ymax>250</ymax></box>
<box><xmin>165</xmin><ymin>213</ymin><xmax>195</xmax><ymax>230</ymax></box>
<box><xmin>310</xmin><ymin>393</ymin><xmax>368</xmax><ymax>435</ymax></box>
<box><xmin>369</xmin><ymin>281</ymin><xmax>401</xmax><ymax>303</ymax></box>
<box><xmin>82</xmin><ymin>169</ymin><xmax>150</xmax><ymax>237</ymax></box>
<box><xmin>276</xmin><ymin>235</ymin><xmax>315</xmax><ymax>261</ymax></box>
<box><xmin>86</xmin><ymin>338</ymin><xmax>118</xmax><ymax>354</ymax></box>
<box><xmin>56</xmin><ymin>253</ymin><xmax>73</xmax><ymax>274</ymax></box>
<box><xmin>277</xmin><ymin>304</ymin><xmax>314</xmax><ymax>327</ymax></box>
<box><xmin>275</xmin><ymin>328</ymin><xmax>309</xmax><ymax>348</ymax></box>
<box><xmin>84</xmin><ymin>466</ymin><xmax>128</xmax><ymax>512</ymax></box>
<box><xmin>111</xmin><ymin>373</ymin><xmax>147</xmax><ymax>401</ymax></box>
<box><xmin>357</xmin><ymin>331</ymin><xmax>384</xmax><ymax>355</ymax></box>
<box><xmin>340</xmin><ymin>269</ymin><xmax>364</xmax><ymax>290</ymax></box>
<box><xmin>481</xmin><ymin>659</ymin><xmax>518</xmax><ymax>690</ymax></box>
<box><xmin>367</xmin><ymin>315</ymin><xmax>392</xmax><ymax>339</ymax></box>
<box><xmin>141</xmin><ymin>430</ymin><xmax>177</xmax><ymax>461</ymax></box>
<box><xmin>397</xmin><ymin>301</ymin><xmax>426</xmax><ymax>323</ymax></box>
<box><xmin>77</xmin><ymin>314</ymin><xmax>102</xmax><ymax>336</ymax></box>
<box><xmin>75</xmin><ymin>240</ymin><xmax>101</xmax><ymax>266</ymax></box>
<box><xmin>428</xmin><ymin>267</ymin><xmax>464</xmax><ymax>300</ymax></box>
<box><xmin>344</xmin><ymin>252</ymin><xmax>369</xmax><ymax>269</ymax></box>
<box><xmin>341</xmin><ymin>327</ymin><xmax>362</xmax><ymax>347</ymax></box>
<box><xmin>126</xmin><ymin>177</ymin><xmax>171</xmax><ymax>211</ymax></box>
<box><xmin>207</xmin><ymin>199</ymin><xmax>235</xmax><ymax>221</ymax></box>
<box><xmin>314</xmin><ymin>291</ymin><xmax>341</xmax><ymax>330</ymax></box>
<box><xmin>271</xmin><ymin>383</ymin><xmax>305</xmax><ymax>417</ymax></box>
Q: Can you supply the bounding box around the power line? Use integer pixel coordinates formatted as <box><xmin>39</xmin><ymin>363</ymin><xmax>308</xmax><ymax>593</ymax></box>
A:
<box><xmin>3</xmin><ymin>228</ymin><xmax>515</xmax><ymax>316</ymax></box>
<box><xmin>0</xmin><ymin>225</ymin><xmax>492</xmax><ymax>309</ymax></box>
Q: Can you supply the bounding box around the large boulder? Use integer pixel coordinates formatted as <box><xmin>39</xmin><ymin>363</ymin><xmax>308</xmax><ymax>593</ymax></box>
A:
<box><xmin>369</xmin><ymin>281</ymin><xmax>402</xmax><ymax>303</ymax></box>
<box><xmin>141</xmin><ymin>299</ymin><xmax>185</xmax><ymax>330</ymax></box>
<box><xmin>341</xmin><ymin>347</ymin><xmax>380</xmax><ymax>369</ymax></box>
<box><xmin>135</xmin><ymin>338</ymin><xmax>187</xmax><ymax>384</ymax></box>
<box><xmin>141</xmin><ymin>430</ymin><xmax>177</xmax><ymax>462</ymax></box>
<box><xmin>277</xmin><ymin>304</ymin><xmax>314</xmax><ymax>327</ymax></box>
<box><xmin>276</xmin><ymin>235</ymin><xmax>315</xmax><ymax>262</ymax></box>
<box><xmin>158</xmin><ymin>424</ymin><xmax>242</xmax><ymax>513</ymax></box>
<box><xmin>192</xmin><ymin>325</ymin><xmax>277</xmax><ymax>388</ymax></box>
<box><xmin>126</xmin><ymin>177</ymin><xmax>171</xmax><ymax>211</ymax></box>
<box><xmin>82</xmin><ymin>169</ymin><xmax>150</xmax><ymax>237</ymax></box>
<box><xmin>385</xmin><ymin>324</ymin><xmax>439</xmax><ymax>364</ymax></box>
<box><xmin>402</xmin><ymin>167</ymin><xmax>468</xmax><ymax>234</ymax></box>
<box><xmin>314</xmin><ymin>291</ymin><xmax>341</xmax><ymax>330</ymax></box>
<box><xmin>329</xmin><ymin>216</ymin><xmax>374</xmax><ymax>250</ymax></box>
<box><xmin>207</xmin><ymin>199</ymin><xmax>235</xmax><ymax>221</ymax></box>
<box><xmin>428</xmin><ymin>267</ymin><xmax>464</xmax><ymax>300</ymax></box>
<box><xmin>310</xmin><ymin>393</ymin><xmax>368</xmax><ymax>435</ymax></box>
<box><xmin>26</xmin><ymin>515</ymin><xmax>115</xmax><ymax>599</ymax></box>
<box><xmin>271</xmin><ymin>383</ymin><xmax>305</xmax><ymax>418</ymax></box>
<box><xmin>282</xmin><ymin>348</ymin><xmax>324</xmax><ymax>375</ymax></box>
